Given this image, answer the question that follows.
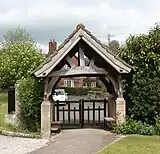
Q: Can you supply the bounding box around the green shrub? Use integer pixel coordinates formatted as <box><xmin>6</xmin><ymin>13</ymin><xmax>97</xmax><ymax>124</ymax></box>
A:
<box><xmin>113</xmin><ymin>118</ymin><xmax>154</xmax><ymax>136</ymax></box>
<box><xmin>154</xmin><ymin>120</ymin><xmax>160</xmax><ymax>135</ymax></box>
<box><xmin>64</xmin><ymin>87</ymin><xmax>88</xmax><ymax>95</ymax></box>
<box><xmin>17</xmin><ymin>76</ymin><xmax>44</xmax><ymax>132</ymax></box>
<box><xmin>128</xmin><ymin>77</ymin><xmax>160</xmax><ymax>124</ymax></box>
<box><xmin>63</xmin><ymin>87</ymin><xmax>103</xmax><ymax>96</ymax></box>
<box><xmin>138</xmin><ymin>122</ymin><xmax>155</xmax><ymax>136</ymax></box>
<box><xmin>119</xmin><ymin>23</ymin><xmax>160</xmax><ymax>124</ymax></box>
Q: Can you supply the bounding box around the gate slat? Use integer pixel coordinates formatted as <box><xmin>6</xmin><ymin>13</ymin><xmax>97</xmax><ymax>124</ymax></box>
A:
<box><xmin>68</xmin><ymin>102</ymin><xmax>70</xmax><ymax>124</ymax></box>
<box><xmin>74</xmin><ymin>107</ymin><xmax>76</xmax><ymax>124</ymax></box>
<box><xmin>104</xmin><ymin>99</ymin><xmax>107</xmax><ymax>117</ymax></box>
<box><xmin>81</xmin><ymin>99</ymin><xmax>84</xmax><ymax>128</ymax></box>
<box><xmin>87</xmin><ymin>106</ymin><xmax>90</xmax><ymax>123</ymax></box>
<box><xmin>98</xmin><ymin>106</ymin><xmax>100</xmax><ymax>124</ymax></box>
<box><xmin>62</xmin><ymin>107</ymin><xmax>65</xmax><ymax>123</ymax></box>
<box><xmin>79</xmin><ymin>101</ymin><xmax>81</xmax><ymax>126</ymax></box>
<box><xmin>93</xmin><ymin>100</ymin><xmax>95</xmax><ymax>124</ymax></box>
<box><xmin>54</xmin><ymin>99</ymin><xmax>108</xmax><ymax>128</ymax></box>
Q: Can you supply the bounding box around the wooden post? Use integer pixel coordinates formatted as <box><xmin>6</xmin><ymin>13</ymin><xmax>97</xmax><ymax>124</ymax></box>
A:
<box><xmin>81</xmin><ymin>99</ymin><xmax>84</xmax><ymax>128</ymax></box>
<box><xmin>56</xmin><ymin>100</ymin><xmax>59</xmax><ymax>121</ymax></box>
<box><xmin>78</xmin><ymin>46</ymin><xmax>85</xmax><ymax>67</ymax></box>
<box><xmin>104</xmin><ymin>99</ymin><xmax>107</xmax><ymax>118</ymax></box>
<box><xmin>118</xmin><ymin>75</ymin><xmax>123</xmax><ymax>98</ymax></box>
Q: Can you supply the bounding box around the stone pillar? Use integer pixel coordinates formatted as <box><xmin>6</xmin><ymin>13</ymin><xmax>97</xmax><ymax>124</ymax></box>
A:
<box><xmin>41</xmin><ymin>100</ymin><xmax>53</xmax><ymax>138</ymax></box>
<box><xmin>108</xmin><ymin>93</ymin><xmax>116</xmax><ymax>119</ymax></box>
<box><xmin>116</xmin><ymin>97</ymin><xmax>126</xmax><ymax>125</ymax></box>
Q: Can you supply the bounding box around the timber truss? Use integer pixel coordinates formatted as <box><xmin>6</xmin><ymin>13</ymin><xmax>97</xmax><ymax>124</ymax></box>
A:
<box><xmin>33</xmin><ymin>24</ymin><xmax>132</xmax><ymax>100</ymax></box>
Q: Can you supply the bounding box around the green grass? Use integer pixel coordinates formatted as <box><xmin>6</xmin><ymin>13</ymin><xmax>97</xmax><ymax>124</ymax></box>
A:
<box><xmin>0</xmin><ymin>93</ymin><xmax>40</xmax><ymax>136</ymax></box>
<box><xmin>0</xmin><ymin>93</ymin><xmax>17</xmax><ymax>131</ymax></box>
<box><xmin>0</xmin><ymin>93</ymin><xmax>8</xmax><ymax>128</ymax></box>
<box><xmin>99</xmin><ymin>135</ymin><xmax>160</xmax><ymax>154</ymax></box>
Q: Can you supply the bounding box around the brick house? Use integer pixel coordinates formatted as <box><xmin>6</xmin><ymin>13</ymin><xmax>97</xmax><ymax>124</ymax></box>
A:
<box><xmin>47</xmin><ymin>40</ymin><xmax>97</xmax><ymax>88</ymax></box>
<box><xmin>59</xmin><ymin>56</ymin><xmax>84</xmax><ymax>88</ymax></box>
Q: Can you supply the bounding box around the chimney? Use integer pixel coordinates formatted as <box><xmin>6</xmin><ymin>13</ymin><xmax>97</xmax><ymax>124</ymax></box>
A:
<box><xmin>48</xmin><ymin>39</ymin><xmax>57</xmax><ymax>56</ymax></box>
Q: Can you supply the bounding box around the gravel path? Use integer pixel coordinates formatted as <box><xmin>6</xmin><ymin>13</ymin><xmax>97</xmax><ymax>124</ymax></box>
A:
<box><xmin>0</xmin><ymin>135</ymin><xmax>49</xmax><ymax>154</ymax></box>
<box><xmin>30</xmin><ymin>129</ymin><xmax>120</xmax><ymax>154</ymax></box>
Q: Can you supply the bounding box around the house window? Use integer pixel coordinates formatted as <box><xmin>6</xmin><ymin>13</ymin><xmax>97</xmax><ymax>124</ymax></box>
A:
<box><xmin>91</xmin><ymin>82</ymin><xmax>96</xmax><ymax>88</ymax></box>
<box><xmin>63</xmin><ymin>64</ymin><xmax>69</xmax><ymax>69</ymax></box>
<box><xmin>83</xmin><ymin>82</ymin><xmax>88</xmax><ymax>88</ymax></box>
<box><xmin>64</xmin><ymin>80</ymin><xmax>75</xmax><ymax>87</ymax></box>
<box><xmin>75</xmin><ymin>78</ymin><xmax>80</xmax><ymax>84</ymax></box>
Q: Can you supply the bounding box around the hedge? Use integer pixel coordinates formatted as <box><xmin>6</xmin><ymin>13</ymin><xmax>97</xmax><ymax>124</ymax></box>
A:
<box><xmin>17</xmin><ymin>76</ymin><xmax>44</xmax><ymax>132</ymax></box>
<box><xmin>62</xmin><ymin>87</ymin><xmax>105</xmax><ymax>95</ymax></box>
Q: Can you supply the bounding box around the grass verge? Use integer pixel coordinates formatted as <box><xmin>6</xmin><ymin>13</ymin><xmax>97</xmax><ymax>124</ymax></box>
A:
<box><xmin>0</xmin><ymin>93</ymin><xmax>40</xmax><ymax>138</ymax></box>
<box><xmin>98</xmin><ymin>135</ymin><xmax>160</xmax><ymax>154</ymax></box>
<box><xmin>0</xmin><ymin>93</ymin><xmax>8</xmax><ymax>129</ymax></box>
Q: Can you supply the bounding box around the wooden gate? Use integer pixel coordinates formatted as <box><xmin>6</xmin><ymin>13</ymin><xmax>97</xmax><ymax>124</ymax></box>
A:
<box><xmin>54</xmin><ymin>99</ymin><xmax>108</xmax><ymax>128</ymax></box>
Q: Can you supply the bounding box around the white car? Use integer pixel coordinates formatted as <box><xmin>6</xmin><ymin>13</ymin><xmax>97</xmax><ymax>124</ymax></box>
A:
<box><xmin>52</xmin><ymin>89</ymin><xmax>68</xmax><ymax>102</ymax></box>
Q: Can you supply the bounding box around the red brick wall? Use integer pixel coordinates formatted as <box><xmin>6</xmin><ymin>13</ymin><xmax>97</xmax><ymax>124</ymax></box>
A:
<box><xmin>71</xmin><ymin>56</ymin><xmax>78</xmax><ymax>66</ymax></box>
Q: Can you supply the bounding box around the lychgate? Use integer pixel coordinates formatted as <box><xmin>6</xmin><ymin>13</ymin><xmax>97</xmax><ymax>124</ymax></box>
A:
<box><xmin>33</xmin><ymin>24</ymin><xmax>132</xmax><ymax>138</ymax></box>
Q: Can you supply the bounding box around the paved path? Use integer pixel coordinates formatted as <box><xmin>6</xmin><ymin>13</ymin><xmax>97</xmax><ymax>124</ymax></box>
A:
<box><xmin>30</xmin><ymin>129</ymin><xmax>120</xmax><ymax>154</ymax></box>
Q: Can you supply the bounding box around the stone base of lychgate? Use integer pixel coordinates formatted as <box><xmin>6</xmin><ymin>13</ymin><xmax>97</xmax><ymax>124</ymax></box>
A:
<box><xmin>41</xmin><ymin>100</ymin><xmax>53</xmax><ymax>138</ymax></box>
<box><xmin>116</xmin><ymin>97</ymin><xmax>126</xmax><ymax>125</ymax></box>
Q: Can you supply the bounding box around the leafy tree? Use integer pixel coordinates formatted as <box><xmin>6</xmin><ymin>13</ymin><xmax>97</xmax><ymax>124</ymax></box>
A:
<box><xmin>107</xmin><ymin>33</ymin><xmax>114</xmax><ymax>43</ymax></box>
<box><xmin>1</xmin><ymin>27</ymin><xmax>34</xmax><ymax>48</ymax></box>
<box><xmin>108</xmin><ymin>40</ymin><xmax>120</xmax><ymax>54</ymax></box>
<box><xmin>0</xmin><ymin>28</ymin><xmax>44</xmax><ymax>89</ymax></box>
<box><xmin>106</xmin><ymin>33</ymin><xmax>120</xmax><ymax>54</ymax></box>
<box><xmin>119</xmin><ymin>23</ymin><xmax>160</xmax><ymax>124</ymax></box>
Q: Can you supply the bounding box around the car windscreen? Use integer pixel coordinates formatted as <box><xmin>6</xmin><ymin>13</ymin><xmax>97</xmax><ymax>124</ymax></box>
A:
<box><xmin>54</xmin><ymin>91</ymin><xmax>65</xmax><ymax>95</ymax></box>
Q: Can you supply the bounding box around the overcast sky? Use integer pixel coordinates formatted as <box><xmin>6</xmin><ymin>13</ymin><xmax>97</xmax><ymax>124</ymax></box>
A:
<box><xmin>0</xmin><ymin>0</ymin><xmax>159</xmax><ymax>52</ymax></box>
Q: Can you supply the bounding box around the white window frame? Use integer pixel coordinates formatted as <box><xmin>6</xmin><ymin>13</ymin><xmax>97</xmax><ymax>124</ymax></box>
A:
<box><xmin>91</xmin><ymin>82</ymin><xmax>96</xmax><ymax>88</ymax></box>
<box><xmin>64</xmin><ymin>80</ymin><xmax>75</xmax><ymax>87</ymax></box>
<box><xmin>63</xmin><ymin>64</ymin><xmax>69</xmax><ymax>69</ymax></box>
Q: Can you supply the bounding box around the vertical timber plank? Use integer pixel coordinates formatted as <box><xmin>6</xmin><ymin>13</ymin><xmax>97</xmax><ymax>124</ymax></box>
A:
<box><xmin>93</xmin><ymin>100</ymin><xmax>95</xmax><ymax>125</ymax></box>
<box><xmin>74</xmin><ymin>107</ymin><xmax>76</xmax><ymax>124</ymax></box>
<box><xmin>98</xmin><ymin>106</ymin><xmax>100</xmax><ymax>124</ymax></box>
<box><xmin>88</xmin><ymin>106</ymin><xmax>90</xmax><ymax>124</ymax></box>
<box><xmin>62</xmin><ymin>107</ymin><xmax>65</xmax><ymax>124</ymax></box>
<box><xmin>68</xmin><ymin>102</ymin><xmax>70</xmax><ymax>124</ymax></box>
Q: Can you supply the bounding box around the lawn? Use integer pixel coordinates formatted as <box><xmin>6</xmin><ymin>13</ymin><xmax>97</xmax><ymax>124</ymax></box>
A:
<box><xmin>99</xmin><ymin>135</ymin><xmax>160</xmax><ymax>154</ymax></box>
<box><xmin>0</xmin><ymin>93</ymin><xmax>8</xmax><ymax>128</ymax></box>
<box><xmin>0</xmin><ymin>92</ymin><xmax>20</xmax><ymax>132</ymax></box>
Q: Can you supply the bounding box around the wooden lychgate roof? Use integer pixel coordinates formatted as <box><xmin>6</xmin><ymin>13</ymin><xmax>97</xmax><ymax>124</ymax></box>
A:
<box><xmin>34</xmin><ymin>24</ymin><xmax>132</xmax><ymax>78</ymax></box>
